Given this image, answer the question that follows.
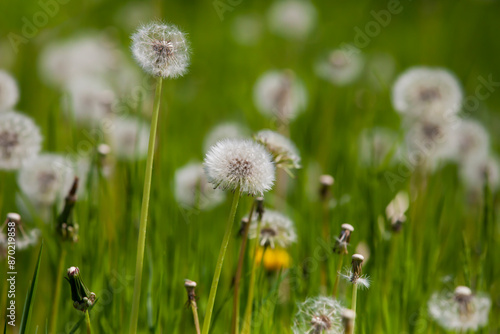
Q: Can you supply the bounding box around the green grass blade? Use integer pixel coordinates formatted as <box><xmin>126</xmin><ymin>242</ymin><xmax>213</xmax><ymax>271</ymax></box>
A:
<box><xmin>19</xmin><ymin>242</ymin><xmax>43</xmax><ymax>334</ymax></box>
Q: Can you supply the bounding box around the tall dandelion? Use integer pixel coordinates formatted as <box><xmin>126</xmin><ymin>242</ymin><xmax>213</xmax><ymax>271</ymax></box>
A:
<box><xmin>0</xmin><ymin>111</ymin><xmax>42</xmax><ymax>170</ymax></box>
<box><xmin>202</xmin><ymin>139</ymin><xmax>275</xmax><ymax>334</ymax></box>
<box><xmin>129</xmin><ymin>21</ymin><xmax>190</xmax><ymax>334</ymax></box>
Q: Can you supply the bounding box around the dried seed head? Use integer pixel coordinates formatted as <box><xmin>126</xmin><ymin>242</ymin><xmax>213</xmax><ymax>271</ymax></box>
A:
<box><xmin>319</xmin><ymin>174</ymin><xmax>334</xmax><ymax>200</ymax></box>
<box><xmin>184</xmin><ymin>279</ymin><xmax>197</xmax><ymax>289</ymax></box>
<box><xmin>256</xmin><ymin>196</ymin><xmax>265</xmax><ymax>219</ymax></box>
<box><xmin>351</xmin><ymin>254</ymin><xmax>364</xmax><ymax>279</ymax></box>
<box><xmin>248</xmin><ymin>209</ymin><xmax>296</xmax><ymax>249</ymax></box>
<box><xmin>333</xmin><ymin>224</ymin><xmax>354</xmax><ymax>254</ymax></box>
<box><xmin>341</xmin><ymin>308</ymin><xmax>356</xmax><ymax>334</ymax></box>
<box><xmin>292</xmin><ymin>296</ymin><xmax>343</xmax><ymax>334</ymax></box>
<box><xmin>6</xmin><ymin>213</ymin><xmax>21</xmax><ymax>223</ymax></box>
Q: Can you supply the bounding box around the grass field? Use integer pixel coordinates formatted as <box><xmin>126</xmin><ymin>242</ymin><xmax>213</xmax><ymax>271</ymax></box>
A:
<box><xmin>1</xmin><ymin>0</ymin><xmax>500</xmax><ymax>333</ymax></box>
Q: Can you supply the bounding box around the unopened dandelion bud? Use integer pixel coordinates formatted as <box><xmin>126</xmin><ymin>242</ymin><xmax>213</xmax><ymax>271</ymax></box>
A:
<box><xmin>341</xmin><ymin>308</ymin><xmax>356</xmax><ymax>334</ymax></box>
<box><xmin>57</xmin><ymin>177</ymin><xmax>79</xmax><ymax>243</ymax></box>
<box><xmin>333</xmin><ymin>224</ymin><xmax>354</xmax><ymax>254</ymax></box>
<box><xmin>65</xmin><ymin>266</ymin><xmax>96</xmax><ymax>312</ymax></box>
<box><xmin>351</xmin><ymin>254</ymin><xmax>364</xmax><ymax>280</ymax></box>
<box><xmin>319</xmin><ymin>174</ymin><xmax>334</xmax><ymax>200</ymax></box>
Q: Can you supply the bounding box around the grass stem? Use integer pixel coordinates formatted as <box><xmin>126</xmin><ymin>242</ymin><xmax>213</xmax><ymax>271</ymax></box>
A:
<box><xmin>49</xmin><ymin>246</ymin><xmax>66</xmax><ymax>334</ymax></box>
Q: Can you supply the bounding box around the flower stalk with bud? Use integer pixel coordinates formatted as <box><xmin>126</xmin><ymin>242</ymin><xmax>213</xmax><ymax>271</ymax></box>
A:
<box><xmin>184</xmin><ymin>280</ymin><xmax>201</xmax><ymax>334</ymax></box>
<box><xmin>332</xmin><ymin>224</ymin><xmax>354</xmax><ymax>297</ymax></box>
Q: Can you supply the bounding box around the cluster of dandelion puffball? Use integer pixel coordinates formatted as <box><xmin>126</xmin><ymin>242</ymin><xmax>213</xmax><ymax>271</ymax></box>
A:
<box><xmin>248</xmin><ymin>209</ymin><xmax>297</xmax><ymax>249</ymax></box>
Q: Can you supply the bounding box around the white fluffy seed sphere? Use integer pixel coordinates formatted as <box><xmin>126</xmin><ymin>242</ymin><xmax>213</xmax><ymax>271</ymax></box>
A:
<box><xmin>0</xmin><ymin>70</ymin><xmax>19</xmax><ymax>111</ymax></box>
<box><xmin>268</xmin><ymin>0</ymin><xmax>317</xmax><ymax>40</ymax></box>
<box><xmin>292</xmin><ymin>296</ymin><xmax>343</xmax><ymax>334</ymax></box>
<box><xmin>254</xmin><ymin>129</ymin><xmax>301</xmax><ymax>170</ymax></box>
<box><xmin>315</xmin><ymin>47</ymin><xmax>364</xmax><ymax>86</ymax></box>
<box><xmin>248</xmin><ymin>209</ymin><xmax>297</xmax><ymax>249</ymax></box>
<box><xmin>203</xmin><ymin>139</ymin><xmax>275</xmax><ymax>196</ymax></box>
<box><xmin>392</xmin><ymin>67</ymin><xmax>463</xmax><ymax>118</ymax></box>
<box><xmin>0</xmin><ymin>111</ymin><xmax>42</xmax><ymax>170</ymax></box>
<box><xmin>131</xmin><ymin>22</ymin><xmax>190</xmax><ymax>78</ymax></box>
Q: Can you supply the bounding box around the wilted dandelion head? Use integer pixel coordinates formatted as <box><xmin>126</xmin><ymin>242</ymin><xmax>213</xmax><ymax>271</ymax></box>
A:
<box><xmin>249</xmin><ymin>209</ymin><xmax>297</xmax><ymax>248</ymax></box>
<box><xmin>0</xmin><ymin>70</ymin><xmax>19</xmax><ymax>111</ymax></box>
<box><xmin>453</xmin><ymin>119</ymin><xmax>489</xmax><ymax>163</ymax></box>
<box><xmin>315</xmin><ymin>47</ymin><xmax>364</xmax><ymax>86</ymax></box>
<box><xmin>255</xmin><ymin>129</ymin><xmax>301</xmax><ymax>173</ymax></box>
<box><xmin>268</xmin><ymin>0</ymin><xmax>317</xmax><ymax>40</ymax></box>
<box><xmin>253</xmin><ymin>70</ymin><xmax>307</xmax><ymax>122</ymax></box>
<box><xmin>460</xmin><ymin>155</ymin><xmax>500</xmax><ymax>192</ymax></box>
<box><xmin>392</xmin><ymin>67</ymin><xmax>463</xmax><ymax>118</ymax></box>
<box><xmin>174</xmin><ymin>162</ymin><xmax>225</xmax><ymax>210</ymax></box>
<box><xmin>131</xmin><ymin>22</ymin><xmax>190</xmax><ymax>78</ymax></box>
<box><xmin>0</xmin><ymin>111</ymin><xmax>42</xmax><ymax>170</ymax></box>
<box><xmin>203</xmin><ymin>139</ymin><xmax>275</xmax><ymax>196</ymax></box>
<box><xmin>292</xmin><ymin>296</ymin><xmax>343</xmax><ymax>334</ymax></box>
<box><xmin>386</xmin><ymin>191</ymin><xmax>409</xmax><ymax>230</ymax></box>
<box><xmin>203</xmin><ymin>122</ymin><xmax>249</xmax><ymax>153</ymax></box>
<box><xmin>333</xmin><ymin>223</ymin><xmax>354</xmax><ymax>254</ymax></box>
<box><xmin>107</xmin><ymin>117</ymin><xmax>150</xmax><ymax>161</ymax></box>
<box><xmin>428</xmin><ymin>287</ymin><xmax>491</xmax><ymax>331</ymax></box>
<box><xmin>18</xmin><ymin>154</ymin><xmax>75</xmax><ymax>206</ymax></box>
<box><xmin>358</xmin><ymin>127</ymin><xmax>398</xmax><ymax>168</ymax></box>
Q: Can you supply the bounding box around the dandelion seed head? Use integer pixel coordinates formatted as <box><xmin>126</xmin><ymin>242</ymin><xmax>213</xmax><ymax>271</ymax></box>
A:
<box><xmin>292</xmin><ymin>296</ymin><xmax>343</xmax><ymax>334</ymax></box>
<box><xmin>131</xmin><ymin>22</ymin><xmax>190</xmax><ymax>78</ymax></box>
<box><xmin>315</xmin><ymin>47</ymin><xmax>364</xmax><ymax>85</ymax></box>
<box><xmin>255</xmin><ymin>129</ymin><xmax>301</xmax><ymax>172</ymax></box>
<box><xmin>174</xmin><ymin>162</ymin><xmax>225</xmax><ymax>210</ymax></box>
<box><xmin>460</xmin><ymin>155</ymin><xmax>500</xmax><ymax>192</ymax></box>
<box><xmin>0</xmin><ymin>111</ymin><xmax>42</xmax><ymax>170</ymax></box>
<box><xmin>392</xmin><ymin>67</ymin><xmax>463</xmax><ymax>118</ymax></box>
<box><xmin>248</xmin><ymin>209</ymin><xmax>297</xmax><ymax>248</ymax></box>
<box><xmin>0</xmin><ymin>70</ymin><xmax>19</xmax><ymax>111</ymax></box>
<box><xmin>203</xmin><ymin>139</ymin><xmax>275</xmax><ymax>196</ymax></box>
<box><xmin>268</xmin><ymin>0</ymin><xmax>317</xmax><ymax>40</ymax></box>
<box><xmin>428</xmin><ymin>288</ymin><xmax>491</xmax><ymax>331</ymax></box>
<box><xmin>253</xmin><ymin>70</ymin><xmax>307</xmax><ymax>122</ymax></box>
<box><xmin>107</xmin><ymin>117</ymin><xmax>150</xmax><ymax>160</ymax></box>
<box><xmin>18</xmin><ymin>154</ymin><xmax>75</xmax><ymax>206</ymax></box>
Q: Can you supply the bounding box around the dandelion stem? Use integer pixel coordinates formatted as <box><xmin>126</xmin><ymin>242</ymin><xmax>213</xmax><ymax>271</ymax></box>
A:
<box><xmin>351</xmin><ymin>283</ymin><xmax>358</xmax><ymax>332</ymax></box>
<box><xmin>49</xmin><ymin>246</ymin><xmax>66</xmax><ymax>334</ymax></box>
<box><xmin>85</xmin><ymin>310</ymin><xmax>92</xmax><ymax>334</ymax></box>
<box><xmin>190</xmin><ymin>302</ymin><xmax>201</xmax><ymax>334</ymax></box>
<box><xmin>202</xmin><ymin>188</ymin><xmax>241</xmax><ymax>334</ymax></box>
<box><xmin>129</xmin><ymin>77</ymin><xmax>163</xmax><ymax>334</ymax></box>
<box><xmin>231</xmin><ymin>200</ymin><xmax>257</xmax><ymax>334</ymax></box>
<box><xmin>332</xmin><ymin>254</ymin><xmax>344</xmax><ymax>297</ymax></box>
<box><xmin>241</xmin><ymin>215</ymin><xmax>263</xmax><ymax>334</ymax></box>
<box><xmin>320</xmin><ymin>198</ymin><xmax>330</xmax><ymax>293</ymax></box>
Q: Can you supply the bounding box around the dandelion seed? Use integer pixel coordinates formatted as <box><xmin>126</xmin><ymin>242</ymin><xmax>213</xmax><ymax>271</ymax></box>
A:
<box><xmin>174</xmin><ymin>162</ymin><xmax>225</xmax><ymax>210</ymax></box>
<box><xmin>268</xmin><ymin>0</ymin><xmax>317</xmax><ymax>40</ymax></box>
<box><xmin>248</xmin><ymin>209</ymin><xmax>296</xmax><ymax>249</ymax></box>
<box><xmin>292</xmin><ymin>296</ymin><xmax>343</xmax><ymax>334</ymax></box>
<box><xmin>0</xmin><ymin>70</ymin><xmax>19</xmax><ymax>111</ymax></box>
<box><xmin>203</xmin><ymin>139</ymin><xmax>275</xmax><ymax>196</ymax></box>
<box><xmin>131</xmin><ymin>22</ymin><xmax>190</xmax><ymax>78</ymax></box>
<box><xmin>255</xmin><ymin>129</ymin><xmax>301</xmax><ymax>173</ymax></box>
<box><xmin>0</xmin><ymin>111</ymin><xmax>42</xmax><ymax>170</ymax></box>
<box><xmin>428</xmin><ymin>286</ymin><xmax>491</xmax><ymax>331</ymax></box>
<box><xmin>386</xmin><ymin>191</ymin><xmax>409</xmax><ymax>231</ymax></box>
<box><xmin>107</xmin><ymin>117</ymin><xmax>150</xmax><ymax>160</ymax></box>
<box><xmin>17</xmin><ymin>154</ymin><xmax>75</xmax><ymax>207</ymax></box>
<box><xmin>253</xmin><ymin>70</ymin><xmax>307</xmax><ymax>122</ymax></box>
<box><xmin>392</xmin><ymin>67</ymin><xmax>463</xmax><ymax>118</ymax></box>
<box><xmin>203</xmin><ymin>122</ymin><xmax>249</xmax><ymax>153</ymax></box>
<box><xmin>315</xmin><ymin>47</ymin><xmax>364</xmax><ymax>86</ymax></box>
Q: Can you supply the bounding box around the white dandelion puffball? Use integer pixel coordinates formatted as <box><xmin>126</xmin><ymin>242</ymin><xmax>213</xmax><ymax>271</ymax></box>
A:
<box><xmin>18</xmin><ymin>154</ymin><xmax>75</xmax><ymax>206</ymax></box>
<box><xmin>107</xmin><ymin>117</ymin><xmax>150</xmax><ymax>161</ymax></box>
<box><xmin>392</xmin><ymin>67</ymin><xmax>463</xmax><ymax>118</ymax></box>
<box><xmin>39</xmin><ymin>34</ymin><xmax>117</xmax><ymax>87</ymax></box>
<box><xmin>131</xmin><ymin>22</ymin><xmax>190</xmax><ymax>78</ymax></box>
<box><xmin>0</xmin><ymin>70</ymin><xmax>19</xmax><ymax>111</ymax></box>
<box><xmin>453</xmin><ymin>119</ymin><xmax>489</xmax><ymax>163</ymax></box>
<box><xmin>253</xmin><ymin>70</ymin><xmax>307</xmax><ymax>122</ymax></box>
<box><xmin>268</xmin><ymin>0</ymin><xmax>317</xmax><ymax>40</ymax></box>
<box><xmin>358</xmin><ymin>127</ymin><xmax>398</xmax><ymax>168</ymax></box>
<box><xmin>460</xmin><ymin>155</ymin><xmax>500</xmax><ymax>192</ymax></box>
<box><xmin>0</xmin><ymin>111</ymin><xmax>42</xmax><ymax>170</ymax></box>
<box><xmin>248</xmin><ymin>209</ymin><xmax>297</xmax><ymax>249</ymax></box>
<box><xmin>254</xmin><ymin>129</ymin><xmax>301</xmax><ymax>171</ymax></box>
<box><xmin>292</xmin><ymin>296</ymin><xmax>343</xmax><ymax>334</ymax></box>
<box><xmin>428</xmin><ymin>290</ymin><xmax>491</xmax><ymax>331</ymax></box>
<box><xmin>315</xmin><ymin>47</ymin><xmax>364</xmax><ymax>86</ymax></box>
<box><xmin>65</xmin><ymin>76</ymin><xmax>115</xmax><ymax>125</ymax></box>
<box><xmin>203</xmin><ymin>122</ymin><xmax>249</xmax><ymax>153</ymax></box>
<box><xmin>174</xmin><ymin>162</ymin><xmax>225</xmax><ymax>210</ymax></box>
<box><xmin>203</xmin><ymin>139</ymin><xmax>275</xmax><ymax>196</ymax></box>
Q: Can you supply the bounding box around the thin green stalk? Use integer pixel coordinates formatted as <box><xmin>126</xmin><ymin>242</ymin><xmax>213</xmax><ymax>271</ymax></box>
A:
<box><xmin>241</xmin><ymin>217</ymin><xmax>263</xmax><ymax>334</ymax></box>
<box><xmin>202</xmin><ymin>188</ymin><xmax>242</xmax><ymax>334</ymax></box>
<box><xmin>129</xmin><ymin>77</ymin><xmax>163</xmax><ymax>334</ymax></box>
<box><xmin>351</xmin><ymin>283</ymin><xmax>358</xmax><ymax>332</ymax></box>
<box><xmin>190</xmin><ymin>302</ymin><xmax>201</xmax><ymax>334</ymax></box>
<box><xmin>49</xmin><ymin>247</ymin><xmax>66</xmax><ymax>334</ymax></box>
<box><xmin>85</xmin><ymin>311</ymin><xmax>92</xmax><ymax>334</ymax></box>
<box><xmin>332</xmin><ymin>254</ymin><xmax>344</xmax><ymax>297</ymax></box>
<box><xmin>231</xmin><ymin>200</ymin><xmax>257</xmax><ymax>334</ymax></box>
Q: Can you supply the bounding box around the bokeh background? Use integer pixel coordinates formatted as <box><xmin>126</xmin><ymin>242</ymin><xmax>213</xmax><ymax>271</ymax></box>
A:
<box><xmin>1</xmin><ymin>0</ymin><xmax>500</xmax><ymax>332</ymax></box>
